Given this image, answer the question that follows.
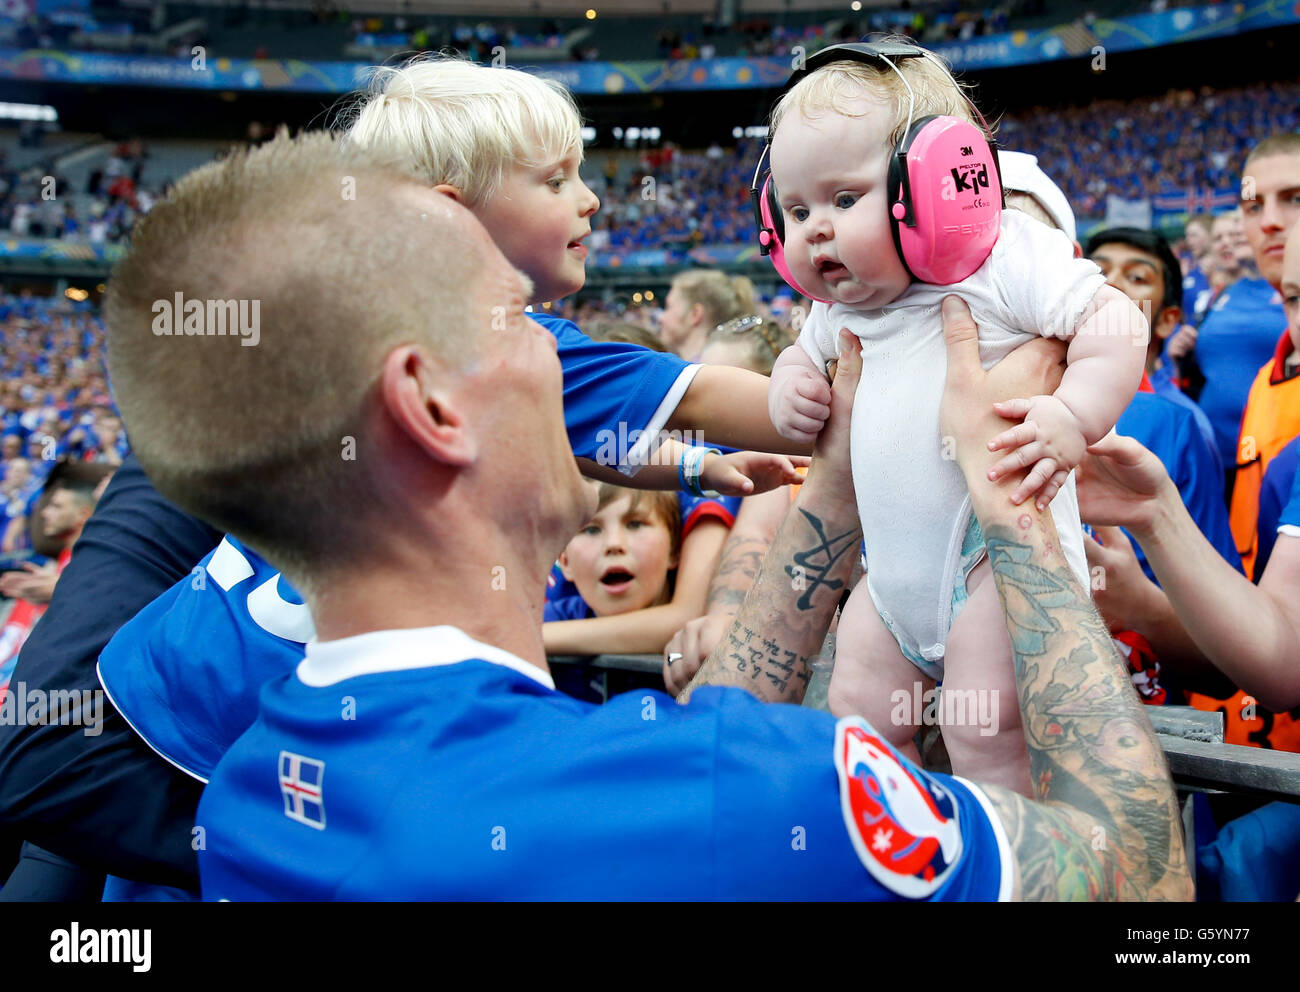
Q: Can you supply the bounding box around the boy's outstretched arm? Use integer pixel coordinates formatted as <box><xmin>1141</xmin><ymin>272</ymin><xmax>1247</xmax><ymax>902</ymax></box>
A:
<box><xmin>668</xmin><ymin>365</ymin><xmax>815</xmax><ymax>456</ymax></box>
<box><xmin>576</xmin><ymin>440</ymin><xmax>804</xmax><ymax>496</ymax></box>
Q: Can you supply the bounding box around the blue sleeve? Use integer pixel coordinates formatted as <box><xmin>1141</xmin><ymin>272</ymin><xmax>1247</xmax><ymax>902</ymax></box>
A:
<box><xmin>1261</xmin><ymin>440</ymin><xmax>1300</xmax><ymax>577</ymax></box>
<box><xmin>1277</xmin><ymin>446</ymin><xmax>1300</xmax><ymax>530</ymax></box>
<box><xmin>1169</xmin><ymin>407</ymin><xmax>1243</xmax><ymax>575</ymax></box>
<box><xmin>678</xmin><ymin>490</ymin><xmax>741</xmax><ymax>538</ymax></box>
<box><xmin>98</xmin><ymin>536</ymin><xmax>311</xmax><ymax>783</ymax></box>
<box><xmin>536</xmin><ymin>313</ymin><xmax>700</xmax><ymax>472</ymax></box>
<box><xmin>1255</xmin><ymin>457</ymin><xmax>1290</xmax><ymax>580</ymax></box>
<box><xmin>0</xmin><ymin>452</ymin><xmax>219</xmax><ymax>888</ymax></box>
<box><xmin>543</xmin><ymin>594</ymin><xmax>592</xmax><ymax>623</ymax></box>
<box><xmin>696</xmin><ymin>687</ymin><xmax>1009</xmax><ymax>900</ymax></box>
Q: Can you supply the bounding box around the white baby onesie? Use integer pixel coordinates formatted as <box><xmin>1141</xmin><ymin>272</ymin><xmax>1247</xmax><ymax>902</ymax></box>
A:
<box><xmin>797</xmin><ymin>210</ymin><xmax>1107</xmax><ymax>676</ymax></box>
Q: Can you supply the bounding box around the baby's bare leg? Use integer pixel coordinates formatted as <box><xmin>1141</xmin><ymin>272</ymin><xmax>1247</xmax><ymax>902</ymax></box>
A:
<box><xmin>942</xmin><ymin>560</ymin><xmax>1034</xmax><ymax>797</ymax></box>
<box><xmin>828</xmin><ymin>580</ymin><xmax>934</xmax><ymax>765</ymax></box>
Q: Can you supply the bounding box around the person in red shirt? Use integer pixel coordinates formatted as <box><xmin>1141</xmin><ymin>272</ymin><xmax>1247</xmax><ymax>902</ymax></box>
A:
<box><xmin>0</xmin><ymin>475</ymin><xmax>106</xmax><ymax>699</ymax></box>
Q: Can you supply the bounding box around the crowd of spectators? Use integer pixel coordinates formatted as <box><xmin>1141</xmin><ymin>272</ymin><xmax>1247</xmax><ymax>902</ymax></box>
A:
<box><xmin>347</xmin><ymin>5</ymin><xmax>1015</xmax><ymax>64</ymax></box>
<box><xmin>583</xmin><ymin>141</ymin><xmax>761</xmax><ymax>261</ymax></box>
<box><xmin>575</xmin><ymin>78</ymin><xmax>1300</xmax><ymax>264</ymax></box>
<box><xmin>0</xmin><ymin>292</ymin><xmax>122</xmax><ymax>557</ymax></box>
<box><xmin>999</xmin><ymin>81</ymin><xmax>1300</xmax><ymax>215</ymax></box>
<box><xmin>1</xmin><ymin>77</ymin><xmax>1295</xmax><ymax>264</ymax></box>
<box><xmin>0</xmin><ymin>140</ymin><xmax>159</xmax><ymax>249</ymax></box>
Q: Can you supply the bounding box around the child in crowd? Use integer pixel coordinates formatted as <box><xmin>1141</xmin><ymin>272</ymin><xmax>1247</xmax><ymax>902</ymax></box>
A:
<box><xmin>344</xmin><ymin>56</ymin><xmax>801</xmax><ymax>479</ymax></box>
<box><xmin>765</xmin><ymin>42</ymin><xmax>1147</xmax><ymax>794</ymax></box>
<box><xmin>543</xmin><ymin>322</ymin><xmax>744</xmax><ymax>658</ymax></box>
<box><xmin>545</xmin><ymin>482</ymin><xmax>738</xmax><ymax>656</ymax></box>
<box><xmin>547</xmin><ymin>485</ymin><xmax>682</xmax><ymax>623</ymax></box>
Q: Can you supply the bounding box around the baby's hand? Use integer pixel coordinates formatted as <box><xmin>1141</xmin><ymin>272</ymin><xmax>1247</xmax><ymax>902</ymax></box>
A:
<box><xmin>985</xmin><ymin>394</ymin><xmax>1087</xmax><ymax>509</ymax></box>
<box><xmin>699</xmin><ymin>451</ymin><xmax>811</xmax><ymax>497</ymax></box>
<box><xmin>768</xmin><ymin>366</ymin><xmax>832</xmax><ymax>445</ymax></box>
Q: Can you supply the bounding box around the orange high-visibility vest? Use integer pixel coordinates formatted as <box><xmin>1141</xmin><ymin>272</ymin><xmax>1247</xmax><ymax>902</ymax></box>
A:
<box><xmin>1229</xmin><ymin>329</ymin><xmax>1300</xmax><ymax>580</ymax></box>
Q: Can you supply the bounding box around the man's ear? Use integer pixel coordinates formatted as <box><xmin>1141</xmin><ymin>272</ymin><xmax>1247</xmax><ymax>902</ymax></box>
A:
<box><xmin>380</xmin><ymin>346</ymin><xmax>476</xmax><ymax>467</ymax></box>
<box><xmin>1155</xmin><ymin>305</ymin><xmax>1182</xmax><ymax>340</ymax></box>
<box><xmin>433</xmin><ymin>183</ymin><xmax>463</xmax><ymax>202</ymax></box>
<box><xmin>689</xmin><ymin>302</ymin><xmax>705</xmax><ymax>328</ymax></box>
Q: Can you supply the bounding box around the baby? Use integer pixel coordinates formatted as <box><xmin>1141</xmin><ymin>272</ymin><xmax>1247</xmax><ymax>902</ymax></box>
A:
<box><xmin>765</xmin><ymin>42</ymin><xmax>1147</xmax><ymax>794</ymax></box>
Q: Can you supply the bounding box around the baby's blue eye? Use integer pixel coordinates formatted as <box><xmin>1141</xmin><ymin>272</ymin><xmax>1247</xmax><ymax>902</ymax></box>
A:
<box><xmin>549</xmin><ymin>176</ymin><xmax>566</xmax><ymax>190</ymax></box>
<box><xmin>582</xmin><ymin>524</ymin><xmax>600</xmax><ymax>536</ymax></box>
<box><xmin>790</xmin><ymin>206</ymin><xmax>809</xmax><ymax>223</ymax></box>
<box><xmin>835</xmin><ymin>193</ymin><xmax>858</xmax><ymax>209</ymax></box>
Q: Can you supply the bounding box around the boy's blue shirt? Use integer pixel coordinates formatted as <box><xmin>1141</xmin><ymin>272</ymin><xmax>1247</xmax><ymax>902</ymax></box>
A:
<box><xmin>1150</xmin><ymin>372</ymin><xmax>1221</xmax><ymax>474</ymax></box>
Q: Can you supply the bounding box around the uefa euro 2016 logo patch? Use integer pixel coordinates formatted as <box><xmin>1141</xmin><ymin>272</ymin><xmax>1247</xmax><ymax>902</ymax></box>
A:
<box><xmin>833</xmin><ymin>718</ymin><xmax>962</xmax><ymax>898</ymax></box>
<box><xmin>279</xmin><ymin>751</ymin><xmax>326</xmax><ymax>830</ymax></box>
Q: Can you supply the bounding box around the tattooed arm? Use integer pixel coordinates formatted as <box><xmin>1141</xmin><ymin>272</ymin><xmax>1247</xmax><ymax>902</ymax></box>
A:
<box><xmin>678</xmin><ymin>333</ymin><xmax>862</xmax><ymax>706</ymax></box>
<box><xmin>704</xmin><ymin>487</ymin><xmax>789</xmax><ymax>615</ymax></box>
<box><xmin>661</xmin><ymin>488</ymin><xmax>793</xmax><ymax>696</ymax></box>
<box><xmin>939</xmin><ymin>296</ymin><xmax>1192</xmax><ymax>902</ymax></box>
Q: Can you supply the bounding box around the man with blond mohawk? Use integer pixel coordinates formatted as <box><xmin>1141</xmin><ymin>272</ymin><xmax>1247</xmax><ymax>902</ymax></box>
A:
<box><xmin>1</xmin><ymin>55</ymin><xmax>805</xmax><ymax>899</ymax></box>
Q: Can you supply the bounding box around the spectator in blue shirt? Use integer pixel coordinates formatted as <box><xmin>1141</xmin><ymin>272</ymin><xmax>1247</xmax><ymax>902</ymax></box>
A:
<box><xmin>1082</xmin><ymin>226</ymin><xmax>1243</xmax><ymax>705</ymax></box>
<box><xmin>1187</xmin><ymin>210</ymin><xmax>1286</xmax><ymax>474</ymax></box>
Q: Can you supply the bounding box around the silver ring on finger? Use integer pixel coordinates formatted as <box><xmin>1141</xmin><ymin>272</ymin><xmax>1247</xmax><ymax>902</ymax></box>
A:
<box><xmin>666</xmin><ymin>652</ymin><xmax>683</xmax><ymax>665</ymax></box>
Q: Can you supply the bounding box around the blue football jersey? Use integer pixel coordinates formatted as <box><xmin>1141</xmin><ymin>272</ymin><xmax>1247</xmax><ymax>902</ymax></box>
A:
<box><xmin>98</xmin><ymin>534</ymin><xmax>309</xmax><ymax>782</ymax></box>
<box><xmin>535</xmin><ymin>312</ymin><xmax>698</xmax><ymax>472</ymax></box>
<box><xmin>1256</xmin><ymin>435</ymin><xmax>1300</xmax><ymax>578</ymax></box>
<box><xmin>1195</xmin><ymin>278</ymin><xmax>1286</xmax><ymax>467</ymax></box>
<box><xmin>1115</xmin><ymin>391</ymin><xmax>1241</xmax><ymax>584</ymax></box>
<box><xmin>1272</xmin><ymin>439</ymin><xmax>1300</xmax><ymax>537</ymax></box>
<box><xmin>197</xmin><ymin>626</ymin><xmax>1011</xmax><ymax>901</ymax></box>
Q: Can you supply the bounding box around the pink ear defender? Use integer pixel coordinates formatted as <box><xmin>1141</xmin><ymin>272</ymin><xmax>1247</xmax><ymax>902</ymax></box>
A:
<box><xmin>751</xmin><ymin>41</ymin><xmax>1004</xmax><ymax>293</ymax></box>
<box><xmin>887</xmin><ymin>113</ymin><xmax>1003</xmax><ymax>284</ymax></box>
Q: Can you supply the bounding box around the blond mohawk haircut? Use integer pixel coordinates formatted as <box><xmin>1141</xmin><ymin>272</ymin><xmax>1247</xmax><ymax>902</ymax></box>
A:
<box><xmin>107</xmin><ymin>129</ymin><xmax>484</xmax><ymax>588</ymax></box>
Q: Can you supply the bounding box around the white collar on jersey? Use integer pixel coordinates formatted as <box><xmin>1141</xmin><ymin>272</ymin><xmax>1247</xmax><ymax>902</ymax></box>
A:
<box><xmin>296</xmin><ymin>625</ymin><xmax>555</xmax><ymax>691</ymax></box>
